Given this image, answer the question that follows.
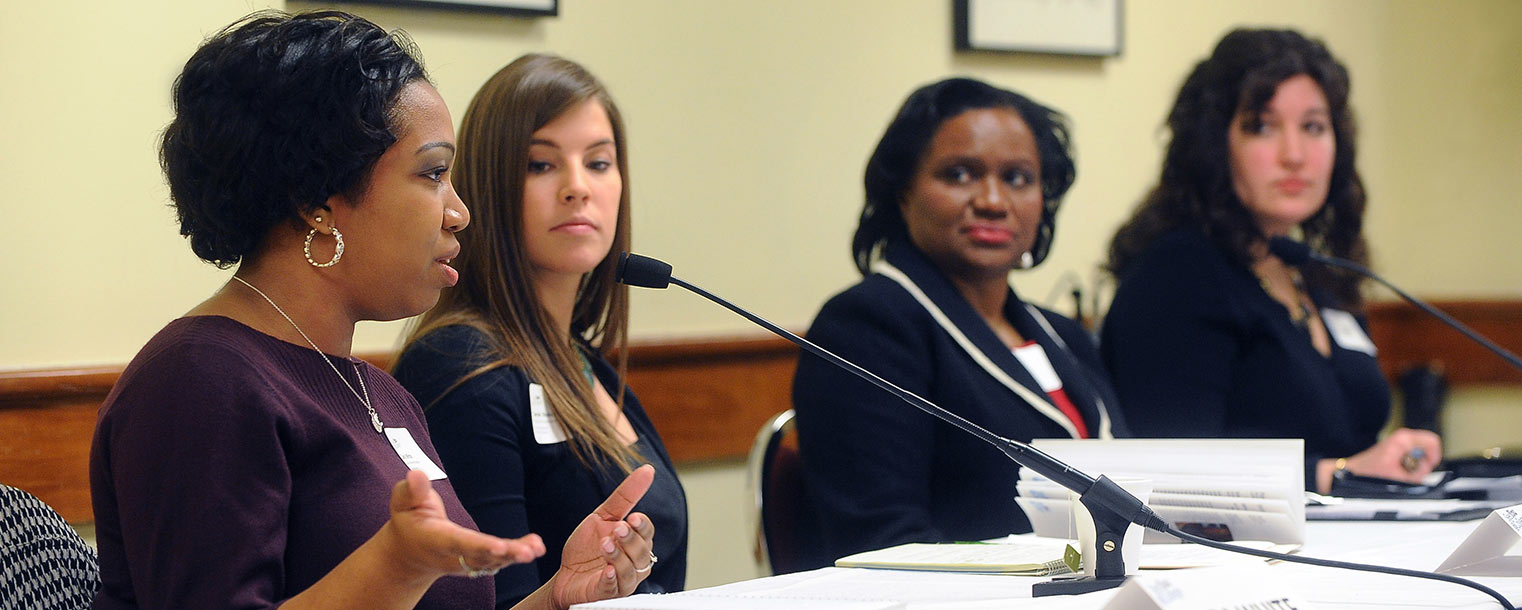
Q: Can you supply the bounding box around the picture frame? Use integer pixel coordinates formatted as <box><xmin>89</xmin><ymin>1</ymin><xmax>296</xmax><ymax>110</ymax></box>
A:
<box><xmin>954</xmin><ymin>0</ymin><xmax>1122</xmax><ymax>57</ymax></box>
<box><xmin>342</xmin><ymin>0</ymin><xmax>557</xmax><ymax>17</ymax></box>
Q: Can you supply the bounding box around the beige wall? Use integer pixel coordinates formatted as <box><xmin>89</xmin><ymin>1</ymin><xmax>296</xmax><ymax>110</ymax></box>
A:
<box><xmin>7</xmin><ymin>0</ymin><xmax>1521</xmax><ymax>589</ymax></box>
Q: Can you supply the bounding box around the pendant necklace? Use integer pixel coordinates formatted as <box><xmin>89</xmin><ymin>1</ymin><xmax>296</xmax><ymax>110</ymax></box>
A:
<box><xmin>232</xmin><ymin>276</ymin><xmax>384</xmax><ymax>433</ymax></box>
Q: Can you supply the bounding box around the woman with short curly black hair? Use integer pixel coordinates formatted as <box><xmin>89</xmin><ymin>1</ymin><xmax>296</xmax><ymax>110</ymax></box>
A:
<box><xmin>91</xmin><ymin>11</ymin><xmax>658</xmax><ymax>609</ymax></box>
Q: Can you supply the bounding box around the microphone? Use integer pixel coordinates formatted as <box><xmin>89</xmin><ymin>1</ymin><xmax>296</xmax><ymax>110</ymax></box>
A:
<box><xmin>619</xmin><ymin>252</ymin><xmax>1152</xmax><ymax>593</ymax></box>
<box><xmin>1268</xmin><ymin>236</ymin><xmax>1522</xmax><ymax>372</ymax></box>
<box><xmin>619</xmin><ymin>251</ymin><xmax>1516</xmax><ymax>607</ymax></box>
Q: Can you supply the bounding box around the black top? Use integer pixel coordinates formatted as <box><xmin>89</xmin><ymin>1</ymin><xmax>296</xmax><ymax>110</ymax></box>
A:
<box><xmin>1101</xmin><ymin>228</ymin><xmax>1391</xmax><ymax>488</ymax></box>
<box><xmin>791</xmin><ymin>244</ymin><xmax>1124</xmax><ymax>569</ymax></box>
<box><xmin>393</xmin><ymin>326</ymin><xmax>687</xmax><ymax>608</ymax></box>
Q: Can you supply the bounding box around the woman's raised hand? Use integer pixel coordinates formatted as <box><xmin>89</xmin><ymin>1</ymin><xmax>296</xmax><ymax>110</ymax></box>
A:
<box><xmin>550</xmin><ymin>464</ymin><xmax>658</xmax><ymax>608</ymax></box>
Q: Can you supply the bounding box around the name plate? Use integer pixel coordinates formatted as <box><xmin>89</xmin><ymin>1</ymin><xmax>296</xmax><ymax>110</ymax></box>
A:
<box><xmin>1105</xmin><ymin>564</ymin><xmax>1313</xmax><ymax>610</ymax></box>
<box><xmin>1435</xmin><ymin>503</ymin><xmax>1522</xmax><ymax>576</ymax></box>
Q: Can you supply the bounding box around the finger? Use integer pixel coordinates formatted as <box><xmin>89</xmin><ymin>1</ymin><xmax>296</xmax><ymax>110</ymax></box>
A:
<box><xmin>611</xmin><ymin>521</ymin><xmax>655</xmax><ymax>585</ymax></box>
<box><xmin>593</xmin><ymin>464</ymin><xmax>655</xmax><ymax>521</ymax></box>
<box><xmin>390</xmin><ymin>470</ymin><xmax>432</xmax><ymax>514</ymax></box>
<box><xmin>458</xmin><ymin>531</ymin><xmax>546</xmax><ymax>575</ymax></box>
<box><xmin>597</xmin><ymin>534</ymin><xmax>641</xmax><ymax>594</ymax></box>
<box><xmin>627</xmin><ymin>512</ymin><xmax>656</xmax><ymax>541</ymax></box>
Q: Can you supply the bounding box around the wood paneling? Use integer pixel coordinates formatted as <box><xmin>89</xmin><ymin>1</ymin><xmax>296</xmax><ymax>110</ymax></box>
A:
<box><xmin>7</xmin><ymin>300</ymin><xmax>1519</xmax><ymax>525</ymax></box>
<box><xmin>1365</xmin><ymin>300</ymin><xmax>1522</xmax><ymax>385</ymax></box>
<box><xmin>0</xmin><ymin>336</ymin><xmax>798</xmax><ymax>524</ymax></box>
<box><xmin>623</xmin><ymin>336</ymin><xmax>799</xmax><ymax>463</ymax></box>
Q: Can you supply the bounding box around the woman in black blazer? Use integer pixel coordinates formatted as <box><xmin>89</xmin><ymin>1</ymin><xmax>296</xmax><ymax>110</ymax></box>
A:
<box><xmin>1102</xmin><ymin>29</ymin><xmax>1441</xmax><ymax>494</ymax></box>
<box><xmin>791</xmin><ymin>77</ymin><xmax>1124</xmax><ymax>569</ymax></box>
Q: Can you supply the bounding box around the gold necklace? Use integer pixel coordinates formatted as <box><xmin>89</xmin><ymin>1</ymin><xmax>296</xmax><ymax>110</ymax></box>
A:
<box><xmin>232</xmin><ymin>276</ymin><xmax>383</xmax><ymax>433</ymax></box>
<box><xmin>1255</xmin><ymin>267</ymin><xmax>1312</xmax><ymax>332</ymax></box>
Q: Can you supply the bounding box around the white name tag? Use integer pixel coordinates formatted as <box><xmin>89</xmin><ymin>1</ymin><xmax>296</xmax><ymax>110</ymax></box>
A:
<box><xmin>1436</xmin><ymin>503</ymin><xmax>1522</xmax><ymax>575</ymax></box>
<box><xmin>1011</xmin><ymin>343</ymin><xmax>1063</xmax><ymax>392</ymax></box>
<box><xmin>529</xmin><ymin>383</ymin><xmax>568</xmax><ymax>445</ymax></box>
<box><xmin>1105</xmin><ymin>564</ymin><xmax>1311</xmax><ymax>610</ymax></box>
<box><xmin>1321</xmin><ymin>309</ymin><xmax>1377</xmax><ymax>356</ymax></box>
<box><xmin>384</xmin><ymin>428</ymin><xmax>448</xmax><ymax>481</ymax></box>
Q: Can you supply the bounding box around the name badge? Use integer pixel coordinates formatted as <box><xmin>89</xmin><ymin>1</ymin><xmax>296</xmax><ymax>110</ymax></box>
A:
<box><xmin>529</xmin><ymin>383</ymin><xmax>568</xmax><ymax>445</ymax></box>
<box><xmin>384</xmin><ymin>428</ymin><xmax>448</xmax><ymax>480</ymax></box>
<box><xmin>1321</xmin><ymin>309</ymin><xmax>1377</xmax><ymax>356</ymax></box>
<box><xmin>1436</xmin><ymin>503</ymin><xmax>1522</xmax><ymax>575</ymax></box>
<box><xmin>1011</xmin><ymin>343</ymin><xmax>1063</xmax><ymax>392</ymax></box>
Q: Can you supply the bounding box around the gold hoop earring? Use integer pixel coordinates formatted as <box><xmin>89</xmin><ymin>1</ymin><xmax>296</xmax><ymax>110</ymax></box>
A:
<box><xmin>304</xmin><ymin>227</ymin><xmax>344</xmax><ymax>268</ymax></box>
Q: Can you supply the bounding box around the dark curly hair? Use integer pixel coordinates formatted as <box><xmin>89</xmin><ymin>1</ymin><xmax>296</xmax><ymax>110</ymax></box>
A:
<box><xmin>852</xmin><ymin>77</ymin><xmax>1076</xmax><ymax>275</ymax></box>
<box><xmin>160</xmin><ymin>10</ymin><xmax>429</xmax><ymax>268</ymax></box>
<box><xmin>1107</xmin><ymin>28</ymin><xmax>1369</xmax><ymax>309</ymax></box>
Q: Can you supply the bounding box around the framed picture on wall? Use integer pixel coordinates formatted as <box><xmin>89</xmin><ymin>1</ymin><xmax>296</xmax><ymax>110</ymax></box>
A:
<box><xmin>954</xmin><ymin>0</ymin><xmax>1122</xmax><ymax>57</ymax></box>
<box><xmin>344</xmin><ymin>0</ymin><xmax>557</xmax><ymax>16</ymax></box>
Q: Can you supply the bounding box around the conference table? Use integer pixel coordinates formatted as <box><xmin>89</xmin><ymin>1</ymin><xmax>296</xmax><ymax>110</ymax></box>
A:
<box><xmin>579</xmin><ymin>519</ymin><xmax>1521</xmax><ymax>609</ymax></box>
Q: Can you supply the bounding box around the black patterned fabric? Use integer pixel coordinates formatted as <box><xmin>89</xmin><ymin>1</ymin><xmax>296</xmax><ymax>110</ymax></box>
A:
<box><xmin>0</xmin><ymin>484</ymin><xmax>99</xmax><ymax>610</ymax></box>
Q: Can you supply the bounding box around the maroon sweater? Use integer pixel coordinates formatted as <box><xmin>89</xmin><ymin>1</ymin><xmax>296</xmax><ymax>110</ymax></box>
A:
<box><xmin>90</xmin><ymin>316</ymin><xmax>492</xmax><ymax>609</ymax></box>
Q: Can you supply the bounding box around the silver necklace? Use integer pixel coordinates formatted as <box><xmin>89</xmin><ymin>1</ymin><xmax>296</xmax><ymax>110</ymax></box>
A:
<box><xmin>232</xmin><ymin>276</ymin><xmax>384</xmax><ymax>433</ymax></box>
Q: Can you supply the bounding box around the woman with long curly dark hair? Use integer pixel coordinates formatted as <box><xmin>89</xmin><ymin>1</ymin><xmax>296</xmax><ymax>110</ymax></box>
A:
<box><xmin>1102</xmin><ymin>28</ymin><xmax>1440</xmax><ymax>494</ymax></box>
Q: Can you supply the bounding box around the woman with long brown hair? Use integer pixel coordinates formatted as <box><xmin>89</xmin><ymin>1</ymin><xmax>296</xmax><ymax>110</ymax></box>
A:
<box><xmin>394</xmin><ymin>54</ymin><xmax>686</xmax><ymax>608</ymax></box>
<box><xmin>1102</xmin><ymin>29</ymin><xmax>1441</xmax><ymax>494</ymax></box>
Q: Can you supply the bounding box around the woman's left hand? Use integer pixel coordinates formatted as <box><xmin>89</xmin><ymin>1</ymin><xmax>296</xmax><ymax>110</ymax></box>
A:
<box><xmin>549</xmin><ymin>464</ymin><xmax>658</xmax><ymax>609</ymax></box>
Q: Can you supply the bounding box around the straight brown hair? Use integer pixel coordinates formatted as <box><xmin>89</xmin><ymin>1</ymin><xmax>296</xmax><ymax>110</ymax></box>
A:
<box><xmin>403</xmin><ymin>53</ymin><xmax>637</xmax><ymax>471</ymax></box>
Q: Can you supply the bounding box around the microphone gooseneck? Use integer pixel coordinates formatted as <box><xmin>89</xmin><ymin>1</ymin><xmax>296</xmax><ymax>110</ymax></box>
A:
<box><xmin>1266</xmin><ymin>236</ymin><xmax>1313</xmax><ymax>266</ymax></box>
<box><xmin>617</xmin><ymin>251</ymin><xmax>1515</xmax><ymax>608</ymax></box>
<box><xmin>613</xmin><ymin>254</ymin><xmax>1111</xmax><ymax>501</ymax></box>
<box><xmin>1267</xmin><ymin>236</ymin><xmax>1522</xmax><ymax>372</ymax></box>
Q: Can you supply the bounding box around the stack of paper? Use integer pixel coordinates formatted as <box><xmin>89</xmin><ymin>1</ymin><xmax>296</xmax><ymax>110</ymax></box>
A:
<box><xmin>1016</xmin><ymin>439</ymin><xmax>1306</xmax><ymax>545</ymax></box>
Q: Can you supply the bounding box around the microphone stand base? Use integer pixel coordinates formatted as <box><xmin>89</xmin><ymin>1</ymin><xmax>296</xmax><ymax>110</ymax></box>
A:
<box><xmin>1031</xmin><ymin>574</ymin><xmax>1129</xmax><ymax>597</ymax></box>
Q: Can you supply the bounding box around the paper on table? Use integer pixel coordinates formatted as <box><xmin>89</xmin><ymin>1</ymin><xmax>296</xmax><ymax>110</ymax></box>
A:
<box><xmin>1307</xmin><ymin>498</ymin><xmax>1511</xmax><ymax>521</ymax></box>
<box><xmin>1138</xmin><ymin>539</ymin><xmax>1301</xmax><ymax>569</ymax></box>
<box><xmin>1018</xmin><ymin>490</ymin><xmax>1301</xmax><ymax>544</ymax></box>
<box><xmin>573</xmin><ymin>594</ymin><xmax>905</xmax><ymax>610</ymax></box>
<box><xmin>1027</xmin><ymin>438</ymin><xmax>1306</xmax><ymax>544</ymax></box>
<box><xmin>999</xmin><ymin>534</ymin><xmax>1298</xmax><ymax>570</ymax></box>
<box><xmin>834</xmin><ymin>541</ymin><xmax>1073</xmax><ymax>575</ymax></box>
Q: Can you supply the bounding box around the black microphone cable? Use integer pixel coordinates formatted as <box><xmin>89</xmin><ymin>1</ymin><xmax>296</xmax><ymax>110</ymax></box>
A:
<box><xmin>617</xmin><ymin>251</ymin><xmax>1516</xmax><ymax>608</ymax></box>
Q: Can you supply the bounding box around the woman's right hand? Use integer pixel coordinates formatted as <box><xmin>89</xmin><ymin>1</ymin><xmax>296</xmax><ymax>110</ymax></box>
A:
<box><xmin>383</xmin><ymin>469</ymin><xmax>548</xmax><ymax>582</ymax></box>
<box><xmin>1344</xmin><ymin>427</ymin><xmax>1443</xmax><ymax>484</ymax></box>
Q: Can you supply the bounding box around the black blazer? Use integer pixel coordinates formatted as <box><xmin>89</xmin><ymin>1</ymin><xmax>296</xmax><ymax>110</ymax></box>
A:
<box><xmin>791</xmin><ymin>244</ymin><xmax>1124</xmax><ymax>568</ymax></box>
<box><xmin>1101</xmin><ymin>228</ymin><xmax>1390</xmax><ymax>489</ymax></box>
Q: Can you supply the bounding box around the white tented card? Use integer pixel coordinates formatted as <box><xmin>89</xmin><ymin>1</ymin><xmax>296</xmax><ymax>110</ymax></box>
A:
<box><xmin>1435</xmin><ymin>503</ymin><xmax>1522</xmax><ymax>576</ymax></box>
<box><xmin>1104</xmin><ymin>564</ymin><xmax>1314</xmax><ymax>610</ymax></box>
<box><xmin>1321</xmin><ymin>309</ymin><xmax>1377</xmax><ymax>356</ymax></box>
<box><xmin>528</xmin><ymin>383</ymin><xmax>568</xmax><ymax>445</ymax></box>
<box><xmin>384</xmin><ymin>428</ymin><xmax>448</xmax><ymax>480</ymax></box>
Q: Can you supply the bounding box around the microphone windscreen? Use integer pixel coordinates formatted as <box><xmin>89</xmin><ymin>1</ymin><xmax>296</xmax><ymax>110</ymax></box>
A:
<box><xmin>617</xmin><ymin>252</ymin><xmax>672</xmax><ymax>289</ymax></box>
<box><xmin>1267</xmin><ymin>237</ymin><xmax>1312</xmax><ymax>266</ymax></box>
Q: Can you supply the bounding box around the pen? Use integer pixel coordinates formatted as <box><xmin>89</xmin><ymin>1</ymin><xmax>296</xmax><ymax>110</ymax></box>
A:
<box><xmin>1401</xmin><ymin>447</ymin><xmax>1426</xmax><ymax>473</ymax></box>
